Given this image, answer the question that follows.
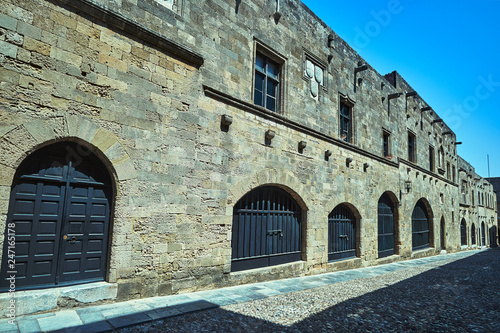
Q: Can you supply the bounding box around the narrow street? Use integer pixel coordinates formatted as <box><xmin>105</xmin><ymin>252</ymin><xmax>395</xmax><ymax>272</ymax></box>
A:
<box><xmin>122</xmin><ymin>248</ymin><xmax>500</xmax><ymax>332</ymax></box>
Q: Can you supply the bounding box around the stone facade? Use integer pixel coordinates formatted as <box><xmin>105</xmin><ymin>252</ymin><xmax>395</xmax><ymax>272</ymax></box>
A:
<box><xmin>0</xmin><ymin>0</ymin><xmax>497</xmax><ymax>316</ymax></box>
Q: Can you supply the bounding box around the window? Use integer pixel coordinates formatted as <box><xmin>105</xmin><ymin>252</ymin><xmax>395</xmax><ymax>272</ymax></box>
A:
<box><xmin>438</xmin><ymin>146</ymin><xmax>444</xmax><ymax>169</ymax></box>
<box><xmin>254</xmin><ymin>52</ymin><xmax>281</xmax><ymax>112</ymax></box>
<box><xmin>472</xmin><ymin>190</ymin><xmax>475</xmax><ymax>206</ymax></box>
<box><xmin>452</xmin><ymin>166</ymin><xmax>456</xmax><ymax>182</ymax></box>
<box><xmin>446</xmin><ymin>162</ymin><xmax>451</xmax><ymax>180</ymax></box>
<box><xmin>408</xmin><ymin>131</ymin><xmax>416</xmax><ymax>162</ymax></box>
<box><xmin>383</xmin><ymin>131</ymin><xmax>391</xmax><ymax>157</ymax></box>
<box><xmin>429</xmin><ymin>146</ymin><xmax>435</xmax><ymax>172</ymax></box>
<box><xmin>340</xmin><ymin>102</ymin><xmax>352</xmax><ymax>142</ymax></box>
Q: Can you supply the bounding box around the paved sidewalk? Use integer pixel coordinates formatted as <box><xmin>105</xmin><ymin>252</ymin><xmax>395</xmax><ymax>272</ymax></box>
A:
<box><xmin>0</xmin><ymin>249</ymin><xmax>484</xmax><ymax>333</ymax></box>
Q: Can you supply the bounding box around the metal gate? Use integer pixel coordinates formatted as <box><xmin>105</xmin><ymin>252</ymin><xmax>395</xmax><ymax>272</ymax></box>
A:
<box><xmin>471</xmin><ymin>224</ymin><xmax>476</xmax><ymax>245</ymax></box>
<box><xmin>412</xmin><ymin>200</ymin><xmax>430</xmax><ymax>251</ymax></box>
<box><xmin>231</xmin><ymin>186</ymin><xmax>302</xmax><ymax>272</ymax></box>
<box><xmin>481</xmin><ymin>222</ymin><xmax>486</xmax><ymax>246</ymax></box>
<box><xmin>328</xmin><ymin>204</ymin><xmax>356</xmax><ymax>261</ymax></box>
<box><xmin>378</xmin><ymin>194</ymin><xmax>395</xmax><ymax>258</ymax></box>
<box><xmin>460</xmin><ymin>220</ymin><xmax>467</xmax><ymax>246</ymax></box>
<box><xmin>0</xmin><ymin>142</ymin><xmax>112</xmax><ymax>290</ymax></box>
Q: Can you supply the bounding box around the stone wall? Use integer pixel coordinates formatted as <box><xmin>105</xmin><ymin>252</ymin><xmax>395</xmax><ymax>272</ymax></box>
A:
<box><xmin>0</xmin><ymin>0</ymin><xmax>497</xmax><ymax>315</ymax></box>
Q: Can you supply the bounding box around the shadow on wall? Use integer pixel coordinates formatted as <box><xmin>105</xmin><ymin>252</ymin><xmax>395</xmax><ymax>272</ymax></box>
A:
<box><xmin>53</xmin><ymin>249</ymin><xmax>500</xmax><ymax>332</ymax></box>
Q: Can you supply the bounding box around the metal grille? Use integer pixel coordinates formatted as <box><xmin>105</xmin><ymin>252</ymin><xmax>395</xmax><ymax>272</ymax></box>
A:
<box><xmin>328</xmin><ymin>204</ymin><xmax>356</xmax><ymax>261</ymax></box>
<box><xmin>231</xmin><ymin>186</ymin><xmax>301</xmax><ymax>272</ymax></box>
<box><xmin>378</xmin><ymin>194</ymin><xmax>395</xmax><ymax>258</ymax></box>
<box><xmin>481</xmin><ymin>222</ymin><xmax>486</xmax><ymax>246</ymax></box>
<box><xmin>460</xmin><ymin>220</ymin><xmax>467</xmax><ymax>246</ymax></box>
<box><xmin>412</xmin><ymin>200</ymin><xmax>430</xmax><ymax>251</ymax></box>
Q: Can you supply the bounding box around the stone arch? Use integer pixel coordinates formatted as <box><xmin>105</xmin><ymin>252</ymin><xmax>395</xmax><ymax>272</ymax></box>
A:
<box><xmin>440</xmin><ymin>216</ymin><xmax>446</xmax><ymax>250</ymax></box>
<box><xmin>228</xmin><ymin>169</ymin><xmax>310</xmax><ymax>212</ymax></box>
<box><xmin>0</xmin><ymin>140</ymin><xmax>118</xmax><ymax>290</ymax></box>
<box><xmin>411</xmin><ymin>197</ymin><xmax>434</xmax><ymax>250</ymax></box>
<box><xmin>377</xmin><ymin>191</ymin><xmax>399</xmax><ymax>258</ymax></box>
<box><xmin>460</xmin><ymin>218</ymin><xmax>467</xmax><ymax>246</ymax></box>
<box><xmin>0</xmin><ymin>115</ymin><xmax>137</xmax><ymax>189</ymax></box>
<box><xmin>327</xmin><ymin>202</ymin><xmax>362</xmax><ymax>260</ymax></box>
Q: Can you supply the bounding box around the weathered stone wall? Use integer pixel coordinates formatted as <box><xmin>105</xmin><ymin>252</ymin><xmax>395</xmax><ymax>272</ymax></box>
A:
<box><xmin>0</xmin><ymin>0</ymin><xmax>497</xmax><ymax>315</ymax></box>
<box><xmin>458</xmin><ymin>157</ymin><xmax>497</xmax><ymax>248</ymax></box>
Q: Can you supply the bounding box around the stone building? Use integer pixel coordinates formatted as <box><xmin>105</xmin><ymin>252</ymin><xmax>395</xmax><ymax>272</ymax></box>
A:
<box><xmin>0</xmin><ymin>0</ymin><xmax>497</xmax><ymax>316</ymax></box>
<box><xmin>485</xmin><ymin>176</ymin><xmax>500</xmax><ymax>245</ymax></box>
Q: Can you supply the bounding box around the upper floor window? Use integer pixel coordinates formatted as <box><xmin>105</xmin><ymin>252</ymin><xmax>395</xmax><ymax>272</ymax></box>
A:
<box><xmin>340</xmin><ymin>102</ymin><xmax>352</xmax><ymax>143</ymax></box>
<box><xmin>254</xmin><ymin>52</ymin><xmax>281</xmax><ymax>112</ymax></box>
<box><xmin>383</xmin><ymin>131</ymin><xmax>391</xmax><ymax>157</ymax></box>
<box><xmin>446</xmin><ymin>162</ymin><xmax>451</xmax><ymax>180</ymax></box>
<box><xmin>429</xmin><ymin>146</ymin><xmax>435</xmax><ymax>172</ymax></box>
<box><xmin>438</xmin><ymin>146</ymin><xmax>444</xmax><ymax>169</ymax></box>
<box><xmin>452</xmin><ymin>165</ymin><xmax>456</xmax><ymax>183</ymax></box>
<box><xmin>408</xmin><ymin>131</ymin><xmax>416</xmax><ymax>162</ymax></box>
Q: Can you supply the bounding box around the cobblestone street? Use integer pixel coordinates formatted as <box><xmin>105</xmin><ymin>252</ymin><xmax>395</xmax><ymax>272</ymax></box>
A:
<box><xmin>122</xmin><ymin>248</ymin><xmax>500</xmax><ymax>333</ymax></box>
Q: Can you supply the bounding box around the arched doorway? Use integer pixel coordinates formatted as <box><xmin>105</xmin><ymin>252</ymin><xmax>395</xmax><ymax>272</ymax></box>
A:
<box><xmin>471</xmin><ymin>224</ymin><xmax>476</xmax><ymax>245</ymax></box>
<box><xmin>412</xmin><ymin>199</ymin><xmax>432</xmax><ymax>251</ymax></box>
<box><xmin>231</xmin><ymin>186</ymin><xmax>303</xmax><ymax>272</ymax></box>
<box><xmin>328</xmin><ymin>204</ymin><xmax>358</xmax><ymax>261</ymax></box>
<box><xmin>0</xmin><ymin>142</ymin><xmax>113</xmax><ymax>290</ymax></box>
<box><xmin>481</xmin><ymin>222</ymin><xmax>486</xmax><ymax>246</ymax></box>
<box><xmin>377</xmin><ymin>193</ymin><xmax>396</xmax><ymax>258</ymax></box>
<box><xmin>440</xmin><ymin>217</ymin><xmax>446</xmax><ymax>250</ymax></box>
<box><xmin>460</xmin><ymin>219</ymin><xmax>467</xmax><ymax>246</ymax></box>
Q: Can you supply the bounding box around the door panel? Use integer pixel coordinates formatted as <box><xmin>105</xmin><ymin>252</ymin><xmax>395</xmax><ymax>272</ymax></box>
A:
<box><xmin>1</xmin><ymin>142</ymin><xmax>112</xmax><ymax>291</ymax></box>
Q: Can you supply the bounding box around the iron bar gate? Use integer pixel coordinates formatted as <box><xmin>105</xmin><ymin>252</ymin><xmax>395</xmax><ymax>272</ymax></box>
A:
<box><xmin>328</xmin><ymin>204</ymin><xmax>356</xmax><ymax>261</ymax></box>
<box><xmin>231</xmin><ymin>186</ymin><xmax>302</xmax><ymax>272</ymax></box>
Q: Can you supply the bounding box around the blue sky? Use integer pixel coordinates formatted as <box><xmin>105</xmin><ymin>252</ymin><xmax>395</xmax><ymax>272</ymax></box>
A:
<box><xmin>302</xmin><ymin>0</ymin><xmax>500</xmax><ymax>177</ymax></box>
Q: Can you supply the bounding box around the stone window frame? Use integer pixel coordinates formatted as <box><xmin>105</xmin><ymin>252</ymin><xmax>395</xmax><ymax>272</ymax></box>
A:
<box><xmin>252</xmin><ymin>39</ymin><xmax>287</xmax><ymax>114</ymax></box>
<box><xmin>153</xmin><ymin>0</ymin><xmax>183</xmax><ymax>15</ymax></box>
<box><xmin>382</xmin><ymin>128</ymin><xmax>391</xmax><ymax>157</ymax></box>
<box><xmin>302</xmin><ymin>49</ymin><xmax>327</xmax><ymax>100</ymax></box>
<box><xmin>339</xmin><ymin>93</ymin><xmax>356</xmax><ymax>144</ymax></box>
<box><xmin>407</xmin><ymin>130</ymin><xmax>417</xmax><ymax>163</ymax></box>
<box><xmin>429</xmin><ymin>145</ymin><xmax>435</xmax><ymax>172</ymax></box>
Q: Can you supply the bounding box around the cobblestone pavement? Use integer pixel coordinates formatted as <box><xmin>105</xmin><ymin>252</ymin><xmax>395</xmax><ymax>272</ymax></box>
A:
<box><xmin>120</xmin><ymin>248</ymin><xmax>500</xmax><ymax>333</ymax></box>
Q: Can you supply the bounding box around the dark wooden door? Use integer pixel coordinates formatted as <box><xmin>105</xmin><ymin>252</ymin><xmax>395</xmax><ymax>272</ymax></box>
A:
<box><xmin>1</xmin><ymin>143</ymin><xmax>112</xmax><ymax>290</ymax></box>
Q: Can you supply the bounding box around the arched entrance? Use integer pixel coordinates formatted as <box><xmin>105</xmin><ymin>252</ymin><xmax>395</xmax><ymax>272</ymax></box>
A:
<box><xmin>377</xmin><ymin>193</ymin><xmax>396</xmax><ymax>258</ymax></box>
<box><xmin>481</xmin><ymin>222</ymin><xmax>486</xmax><ymax>246</ymax></box>
<box><xmin>440</xmin><ymin>217</ymin><xmax>446</xmax><ymax>250</ymax></box>
<box><xmin>411</xmin><ymin>199</ymin><xmax>432</xmax><ymax>251</ymax></box>
<box><xmin>231</xmin><ymin>186</ymin><xmax>303</xmax><ymax>272</ymax></box>
<box><xmin>0</xmin><ymin>142</ymin><xmax>113</xmax><ymax>290</ymax></box>
<box><xmin>328</xmin><ymin>204</ymin><xmax>358</xmax><ymax>261</ymax></box>
<box><xmin>471</xmin><ymin>224</ymin><xmax>476</xmax><ymax>245</ymax></box>
<box><xmin>460</xmin><ymin>219</ymin><xmax>467</xmax><ymax>246</ymax></box>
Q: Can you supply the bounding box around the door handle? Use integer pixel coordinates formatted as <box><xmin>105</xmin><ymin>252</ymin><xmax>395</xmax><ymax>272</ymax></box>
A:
<box><xmin>63</xmin><ymin>235</ymin><xmax>77</xmax><ymax>244</ymax></box>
